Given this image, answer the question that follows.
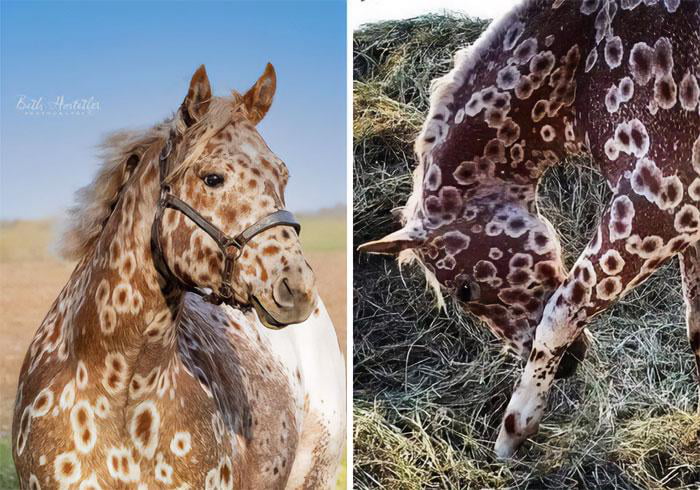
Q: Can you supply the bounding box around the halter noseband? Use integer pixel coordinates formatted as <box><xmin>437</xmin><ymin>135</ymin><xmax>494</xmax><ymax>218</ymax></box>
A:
<box><xmin>150</xmin><ymin>129</ymin><xmax>301</xmax><ymax>305</ymax></box>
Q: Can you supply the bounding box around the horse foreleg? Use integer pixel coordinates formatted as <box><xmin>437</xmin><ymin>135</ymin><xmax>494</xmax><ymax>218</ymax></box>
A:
<box><xmin>494</xmin><ymin>290</ymin><xmax>589</xmax><ymax>459</ymax></box>
<box><xmin>494</xmin><ymin>190</ymin><xmax>691</xmax><ymax>458</ymax></box>
<box><xmin>680</xmin><ymin>242</ymin><xmax>700</xmax><ymax>412</ymax></box>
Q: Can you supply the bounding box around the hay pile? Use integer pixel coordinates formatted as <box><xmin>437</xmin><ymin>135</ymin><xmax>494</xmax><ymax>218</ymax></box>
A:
<box><xmin>353</xmin><ymin>14</ymin><xmax>700</xmax><ymax>489</ymax></box>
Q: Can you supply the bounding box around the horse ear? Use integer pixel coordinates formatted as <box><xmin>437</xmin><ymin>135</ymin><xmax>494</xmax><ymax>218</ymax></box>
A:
<box><xmin>242</xmin><ymin>63</ymin><xmax>276</xmax><ymax>124</ymax></box>
<box><xmin>357</xmin><ymin>228</ymin><xmax>424</xmax><ymax>255</ymax></box>
<box><xmin>181</xmin><ymin>65</ymin><xmax>212</xmax><ymax>126</ymax></box>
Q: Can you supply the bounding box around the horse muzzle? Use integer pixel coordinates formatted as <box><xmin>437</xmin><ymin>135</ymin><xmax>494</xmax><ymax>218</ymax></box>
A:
<box><xmin>251</xmin><ymin>276</ymin><xmax>316</xmax><ymax>329</ymax></box>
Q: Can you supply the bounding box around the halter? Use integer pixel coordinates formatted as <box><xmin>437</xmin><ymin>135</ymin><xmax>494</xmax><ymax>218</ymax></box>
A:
<box><xmin>150</xmin><ymin>129</ymin><xmax>301</xmax><ymax>305</ymax></box>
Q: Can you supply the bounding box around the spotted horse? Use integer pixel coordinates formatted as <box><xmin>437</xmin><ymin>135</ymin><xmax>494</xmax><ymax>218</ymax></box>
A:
<box><xmin>12</xmin><ymin>65</ymin><xmax>345</xmax><ymax>488</ymax></box>
<box><xmin>360</xmin><ymin>0</ymin><xmax>700</xmax><ymax>459</ymax></box>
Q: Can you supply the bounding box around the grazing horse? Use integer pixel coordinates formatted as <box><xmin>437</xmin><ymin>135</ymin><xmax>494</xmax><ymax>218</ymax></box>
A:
<box><xmin>360</xmin><ymin>0</ymin><xmax>699</xmax><ymax>458</ymax></box>
<box><xmin>12</xmin><ymin>65</ymin><xmax>345</xmax><ymax>488</ymax></box>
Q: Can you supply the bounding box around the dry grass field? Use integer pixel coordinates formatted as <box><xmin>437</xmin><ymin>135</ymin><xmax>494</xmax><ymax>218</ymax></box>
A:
<box><xmin>353</xmin><ymin>14</ymin><xmax>700</xmax><ymax>489</ymax></box>
<box><xmin>0</xmin><ymin>215</ymin><xmax>346</xmax><ymax>488</ymax></box>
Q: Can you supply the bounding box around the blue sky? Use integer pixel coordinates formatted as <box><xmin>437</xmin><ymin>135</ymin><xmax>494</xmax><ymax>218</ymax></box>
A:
<box><xmin>0</xmin><ymin>0</ymin><xmax>346</xmax><ymax>220</ymax></box>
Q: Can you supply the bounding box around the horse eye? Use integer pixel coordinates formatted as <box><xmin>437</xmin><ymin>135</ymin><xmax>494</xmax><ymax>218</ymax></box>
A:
<box><xmin>457</xmin><ymin>281</ymin><xmax>480</xmax><ymax>303</ymax></box>
<box><xmin>457</xmin><ymin>283</ymin><xmax>472</xmax><ymax>302</ymax></box>
<box><xmin>203</xmin><ymin>174</ymin><xmax>224</xmax><ymax>188</ymax></box>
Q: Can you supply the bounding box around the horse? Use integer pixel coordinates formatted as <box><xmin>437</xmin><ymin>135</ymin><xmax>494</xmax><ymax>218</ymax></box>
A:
<box><xmin>359</xmin><ymin>0</ymin><xmax>699</xmax><ymax>458</ymax></box>
<box><xmin>12</xmin><ymin>64</ymin><xmax>345</xmax><ymax>488</ymax></box>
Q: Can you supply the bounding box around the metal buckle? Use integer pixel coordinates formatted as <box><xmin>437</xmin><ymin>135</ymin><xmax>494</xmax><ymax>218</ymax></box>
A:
<box><xmin>222</xmin><ymin>237</ymin><xmax>242</xmax><ymax>257</ymax></box>
<box><xmin>218</xmin><ymin>283</ymin><xmax>233</xmax><ymax>299</ymax></box>
<box><xmin>159</xmin><ymin>187</ymin><xmax>170</xmax><ymax>206</ymax></box>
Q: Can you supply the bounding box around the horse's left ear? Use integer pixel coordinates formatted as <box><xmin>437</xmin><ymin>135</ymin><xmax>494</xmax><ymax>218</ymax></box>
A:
<box><xmin>181</xmin><ymin>65</ymin><xmax>212</xmax><ymax>126</ymax></box>
<box><xmin>242</xmin><ymin>63</ymin><xmax>276</xmax><ymax>124</ymax></box>
<box><xmin>357</xmin><ymin>227</ymin><xmax>425</xmax><ymax>255</ymax></box>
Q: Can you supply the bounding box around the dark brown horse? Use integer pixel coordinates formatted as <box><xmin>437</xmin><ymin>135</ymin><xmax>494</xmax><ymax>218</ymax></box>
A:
<box><xmin>361</xmin><ymin>0</ymin><xmax>699</xmax><ymax>457</ymax></box>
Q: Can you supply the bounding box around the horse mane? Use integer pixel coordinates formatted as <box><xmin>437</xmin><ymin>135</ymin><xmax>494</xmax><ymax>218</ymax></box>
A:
<box><xmin>57</xmin><ymin>122</ymin><xmax>172</xmax><ymax>261</ymax></box>
<box><xmin>58</xmin><ymin>96</ymin><xmax>246</xmax><ymax>261</ymax></box>
<box><xmin>165</xmin><ymin>96</ymin><xmax>247</xmax><ymax>182</ymax></box>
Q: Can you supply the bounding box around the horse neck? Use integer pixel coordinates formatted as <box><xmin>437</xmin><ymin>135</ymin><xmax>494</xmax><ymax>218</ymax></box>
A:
<box><xmin>65</xmin><ymin>149</ymin><xmax>181</xmax><ymax>380</ymax></box>
<box><xmin>415</xmin><ymin>0</ymin><xmax>601</xmax><ymax>211</ymax></box>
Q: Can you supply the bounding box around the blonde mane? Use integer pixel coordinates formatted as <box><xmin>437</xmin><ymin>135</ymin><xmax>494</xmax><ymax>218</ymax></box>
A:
<box><xmin>58</xmin><ymin>96</ymin><xmax>245</xmax><ymax>261</ymax></box>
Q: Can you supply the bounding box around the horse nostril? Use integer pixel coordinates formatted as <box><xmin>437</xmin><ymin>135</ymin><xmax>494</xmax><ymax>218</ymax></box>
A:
<box><xmin>272</xmin><ymin>277</ymin><xmax>296</xmax><ymax>309</ymax></box>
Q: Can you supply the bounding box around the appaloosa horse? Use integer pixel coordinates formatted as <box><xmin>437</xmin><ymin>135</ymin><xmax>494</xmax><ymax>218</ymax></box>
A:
<box><xmin>13</xmin><ymin>65</ymin><xmax>345</xmax><ymax>488</ymax></box>
<box><xmin>360</xmin><ymin>0</ymin><xmax>699</xmax><ymax>458</ymax></box>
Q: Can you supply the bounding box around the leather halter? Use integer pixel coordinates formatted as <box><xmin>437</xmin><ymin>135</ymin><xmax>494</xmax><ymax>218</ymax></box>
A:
<box><xmin>150</xmin><ymin>129</ymin><xmax>301</xmax><ymax>305</ymax></box>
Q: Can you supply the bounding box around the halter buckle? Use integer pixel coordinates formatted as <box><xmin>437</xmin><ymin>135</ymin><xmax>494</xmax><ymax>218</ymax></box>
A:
<box><xmin>222</xmin><ymin>238</ymin><xmax>243</xmax><ymax>257</ymax></box>
<box><xmin>218</xmin><ymin>283</ymin><xmax>233</xmax><ymax>299</ymax></box>
<box><xmin>159</xmin><ymin>187</ymin><xmax>170</xmax><ymax>205</ymax></box>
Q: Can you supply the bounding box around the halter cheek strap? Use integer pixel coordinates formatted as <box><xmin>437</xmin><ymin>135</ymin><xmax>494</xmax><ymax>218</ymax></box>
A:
<box><xmin>150</xmin><ymin>130</ymin><xmax>301</xmax><ymax>305</ymax></box>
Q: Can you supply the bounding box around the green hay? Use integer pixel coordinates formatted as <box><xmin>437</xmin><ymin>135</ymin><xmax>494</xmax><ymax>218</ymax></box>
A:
<box><xmin>353</xmin><ymin>82</ymin><xmax>422</xmax><ymax>154</ymax></box>
<box><xmin>354</xmin><ymin>14</ymin><xmax>489</xmax><ymax>111</ymax></box>
<box><xmin>615</xmin><ymin>412</ymin><xmax>700</xmax><ymax>487</ymax></box>
<box><xmin>353</xmin><ymin>14</ymin><xmax>699</xmax><ymax>489</ymax></box>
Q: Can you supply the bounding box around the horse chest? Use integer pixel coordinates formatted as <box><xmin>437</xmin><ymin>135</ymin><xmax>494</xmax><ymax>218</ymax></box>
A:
<box><xmin>14</xmin><ymin>332</ymin><xmax>302</xmax><ymax>490</ymax></box>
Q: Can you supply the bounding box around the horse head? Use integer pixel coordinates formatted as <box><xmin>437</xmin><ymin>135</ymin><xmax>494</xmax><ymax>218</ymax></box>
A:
<box><xmin>154</xmin><ymin>65</ymin><xmax>316</xmax><ymax>329</ymax></box>
<box><xmin>360</xmin><ymin>83</ymin><xmax>589</xmax><ymax>374</ymax></box>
